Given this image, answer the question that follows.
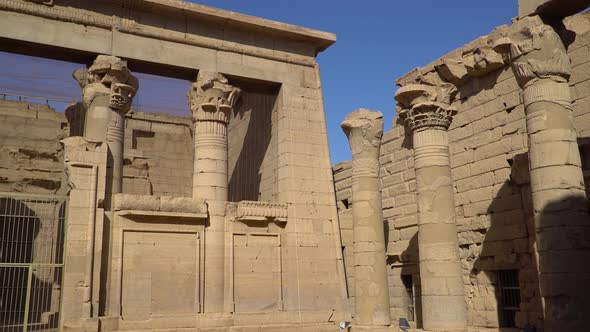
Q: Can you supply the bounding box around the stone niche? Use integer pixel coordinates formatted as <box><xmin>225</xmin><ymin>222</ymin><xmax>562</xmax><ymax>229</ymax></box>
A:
<box><xmin>227</xmin><ymin>81</ymin><xmax>280</xmax><ymax>203</ymax></box>
<box><xmin>110</xmin><ymin>194</ymin><xmax>208</xmax><ymax>322</ymax></box>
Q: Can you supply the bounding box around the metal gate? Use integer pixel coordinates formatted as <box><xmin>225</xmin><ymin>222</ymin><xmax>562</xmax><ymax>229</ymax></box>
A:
<box><xmin>0</xmin><ymin>193</ymin><xmax>67</xmax><ymax>332</ymax></box>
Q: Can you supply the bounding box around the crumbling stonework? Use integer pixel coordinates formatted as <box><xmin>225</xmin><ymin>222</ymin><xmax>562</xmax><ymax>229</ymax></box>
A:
<box><xmin>0</xmin><ymin>100</ymin><xmax>68</xmax><ymax>194</ymax></box>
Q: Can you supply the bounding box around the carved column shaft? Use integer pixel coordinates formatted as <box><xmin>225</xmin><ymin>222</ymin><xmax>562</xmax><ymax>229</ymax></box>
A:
<box><xmin>509</xmin><ymin>16</ymin><xmax>590</xmax><ymax>332</ymax></box>
<box><xmin>341</xmin><ymin>109</ymin><xmax>391</xmax><ymax>327</ymax></box>
<box><xmin>396</xmin><ymin>86</ymin><xmax>467</xmax><ymax>332</ymax></box>
<box><xmin>188</xmin><ymin>71</ymin><xmax>239</xmax><ymax>313</ymax></box>
<box><xmin>193</xmin><ymin>115</ymin><xmax>230</xmax><ymax>201</ymax></box>
<box><xmin>414</xmin><ymin>129</ymin><xmax>466</xmax><ymax>332</ymax></box>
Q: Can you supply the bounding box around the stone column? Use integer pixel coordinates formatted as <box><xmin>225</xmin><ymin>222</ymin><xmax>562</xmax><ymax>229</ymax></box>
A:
<box><xmin>73</xmin><ymin>55</ymin><xmax>138</xmax><ymax>199</ymax></box>
<box><xmin>188</xmin><ymin>71</ymin><xmax>240</xmax><ymax>313</ymax></box>
<box><xmin>395</xmin><ymin>84</ymin><xmax>467</xmax><ymax>332</ymax></box>
<box><xmin>507</xmin><ymin>16</ymin><xmax>590</xmax><ymax>332</ymax></box>
<box><xmin>341</xmin><ymin>109</ymin><xmax>391</xmax><ymax>328</ymax></box>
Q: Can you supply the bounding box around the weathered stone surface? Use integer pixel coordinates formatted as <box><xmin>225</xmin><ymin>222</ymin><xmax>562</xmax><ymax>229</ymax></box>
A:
<box><xmin>0</xmin><ymin>2</ymin><xmax>351</xmax><ymax>330</ymax></box>
<box><xmin>337</xmin><ymin>11</ymin><xmax>590</xmax><ymax>332</ymax></box>
<box><xmin>505</xmin><ymin>15</ymin><xmax>590</xmax><ymax>332</ymax></box>
<box><xmin>341</xmin><ymin>109</ymin><xmax>391</xmax><ymax>327</ymax></box>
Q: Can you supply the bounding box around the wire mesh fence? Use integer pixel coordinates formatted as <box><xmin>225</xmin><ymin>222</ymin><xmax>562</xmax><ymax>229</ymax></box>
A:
<box><xmin>0</xmin><ymin>193</ymin><xmax>66</xmax><ymax>332</ymax></box>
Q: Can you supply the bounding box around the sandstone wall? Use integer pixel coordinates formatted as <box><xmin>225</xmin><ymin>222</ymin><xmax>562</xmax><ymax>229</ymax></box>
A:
<box><xmin>0</xmin><ymin>100</ymin><xmax>68</xmax><ymax>195</ymax></box>
<box><xmin>334</xmin><ymin>11</ymin><xmax>590</xmax><ymax>330</ymax></box>
<box><xmin>123</xmin><ymin>111</ymin><xmax>194</xmax><ymax>198</ymax></box>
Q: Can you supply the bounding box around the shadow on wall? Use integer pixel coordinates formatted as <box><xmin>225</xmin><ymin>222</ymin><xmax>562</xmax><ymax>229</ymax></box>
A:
<box><xmin>470</xmin><ymin>153</ymin><xmax>542</xmax><ymax>331</ymax></box>
<box><xmin>399</xmin><ymin>233</ymin><xmax>422</xmax><ymax>329</ymax></box>
<box><xmin>0</xmin><ymin>198</ymin><xmax>61</xmax><ymax>330</ymax></box>
<box><xmin>471</xmin><ymin>150</ymin><xmax>590</xmax><ymax>331</ymax></box>
<box><xmin>228</xmin><ymin>80</ymin><xmax>279</xmax><ymax>202</ymax></box>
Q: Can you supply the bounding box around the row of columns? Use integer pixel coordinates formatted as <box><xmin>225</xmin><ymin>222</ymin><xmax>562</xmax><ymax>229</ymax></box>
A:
<box><xmin>343</xmin><ymin>14</ymin><xmax>589</xmax><ymax>332</ymax></box>
<box><xmin>74</xmin><ymin>56</ymin><xmax>240</xmax><ymax>315</ymax></box>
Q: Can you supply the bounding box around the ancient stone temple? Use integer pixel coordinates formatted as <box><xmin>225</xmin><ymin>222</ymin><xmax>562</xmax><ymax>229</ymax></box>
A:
<box><xmin>334</xmin><ymin>1</ymin><xmax>590</xmax><ymax>331</ymax></box>
<box><xmin>1</xmin><ymin>0</ymin><xmax>590</xmax><ymax>331</ymax></box>
<box><xmin>0</xmin><ymin>1</ymin><xmax>348</xmax><ymax>331</ymax></box>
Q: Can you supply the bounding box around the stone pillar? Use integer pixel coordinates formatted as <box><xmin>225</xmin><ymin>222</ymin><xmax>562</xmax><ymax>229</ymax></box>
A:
<box><xmin>188</xmin><ymin>71</ymin><xmax>240</xmax><ymax>313</ymax></box>
<box><xmin>507</xmin><ymin>16</ymin><xmax>590</xmax><ymax>332</ymax></box>
<box><xmin>395</xmin><ymin>84</ymin><xmax>467</xmax><ymax>332</ymax></box>
<box><xmin>61</xmin><ymin>137</ymin><xmax>108</xmax><ymax>330</ymax></box>
<box><xmin>341</xmin><ymin>109</ymin><xmax>391</xmax><ymax>328</ymax></box>
<box><xmin>73</xmin><ymin>55</ymin><xmax>138</xmax><ymax>199</ymax></box>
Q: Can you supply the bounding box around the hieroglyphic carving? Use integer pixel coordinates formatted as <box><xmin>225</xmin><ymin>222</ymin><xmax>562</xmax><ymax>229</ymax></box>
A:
<box><xmin>395</xmin><ymin>84</ymin><xmax>458</xmax><ymax>133</ymax></box>
<box><xmin>73</xmin><ymin>55</ymin><xmax>138</xmax><ymax>113</ymax></box>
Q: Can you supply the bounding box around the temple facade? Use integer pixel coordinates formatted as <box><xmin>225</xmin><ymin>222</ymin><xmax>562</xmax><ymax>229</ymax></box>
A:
<box><xmin>0</xmin><ymin>0</ymin><xmax>589</xmax><ymax>331</ymax></box>
<box><xmin>0</xmin><ymin>1</ymin><xmax>349</xmax><ymax>331</ymax></box>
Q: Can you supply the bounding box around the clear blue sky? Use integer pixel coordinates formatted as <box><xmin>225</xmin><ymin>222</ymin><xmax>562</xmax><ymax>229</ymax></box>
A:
<box><xmin>0</xmin><ymin>1</ymin><xmax>515</xmax><ymax>163</ymax></box>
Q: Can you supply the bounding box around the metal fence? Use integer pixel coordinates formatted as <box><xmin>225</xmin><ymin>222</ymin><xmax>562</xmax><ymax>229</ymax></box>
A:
<box><xmin>0</xmin><ymin>193</ymin><xmax>67</xmax><ymax>332</ymax></box>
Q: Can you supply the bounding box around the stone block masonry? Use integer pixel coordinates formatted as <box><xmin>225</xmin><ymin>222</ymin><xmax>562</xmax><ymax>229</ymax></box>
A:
<box><xmin>0</xmin><ymin>1</ymin><xmax>348</xmax><ymax>331</ymax></box>
<box><xmin>335</xmin><ymin>9</ymin><xmax>590</xmax><ymax>332</ymax></box>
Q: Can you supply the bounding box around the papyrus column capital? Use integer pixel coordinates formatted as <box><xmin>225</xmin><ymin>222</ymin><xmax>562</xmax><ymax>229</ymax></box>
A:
<box><xmin>73</xmin><ymin>55</ymin><xmax>138</xmax><ymax>113</ymax></box>
<box><xmin>187</xmin><ymin>71</ymin><xmax>241</xmax><ymax>126</ymax></box>
<box><xmin>395</xmin><ymin>83</ymin><xmax>458</xmax><ymax>133</ymax></box>
<box><xmin>340</xmin><ymin>108</ymin><xmax>383</xmax><ymax>161</ymax></box>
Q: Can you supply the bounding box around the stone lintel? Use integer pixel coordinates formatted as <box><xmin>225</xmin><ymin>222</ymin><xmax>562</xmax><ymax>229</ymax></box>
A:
<box><xmin>140</xmin><ymin>0</ymin><xmax>337</xmax><ymax>52</ymax></box>
<box><xmin>0</xmin><ymin>0</ymin><xmax>334</xmax><ymax>73</ymax></box>
<box><xmin>112</xmin><ymin>193</ymin><xmax>208</xmax><ymax>215</ymax></box>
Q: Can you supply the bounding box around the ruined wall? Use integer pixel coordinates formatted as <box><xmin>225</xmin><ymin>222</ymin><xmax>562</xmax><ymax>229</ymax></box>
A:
<box><xmin>0</xmin><ymin>100</ymin><xmax>68</xmax><ymax>194</ymax></box>
<box><xmin>228</xmin><ymin>86</ymin><xmax>280</xmax><ymax>202</ymax></box>
<box><xmin>0</xmin><ymin>100</ymin><xmax>195</xmax><ymax>198</ymax></box>
<box><xmin>334</xmin><ymin>10</ymin><xmax>590</xmax><ymax>330</ymax></box>
<box><xmin>123</xmin><ymin>111</ymin><xmax>193</xmax><ymax>198</ymax></box>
